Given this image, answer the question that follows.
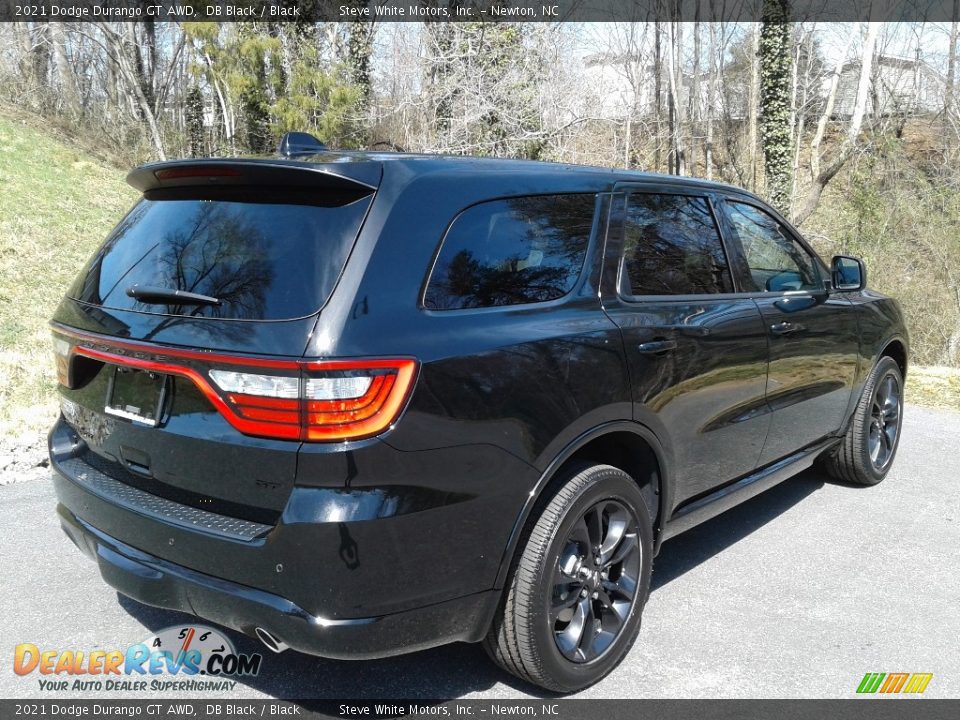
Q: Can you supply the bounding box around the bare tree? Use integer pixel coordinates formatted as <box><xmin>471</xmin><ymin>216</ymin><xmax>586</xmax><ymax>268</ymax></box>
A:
<box><xmin>793</xmin><ymin>22</ymin><xmax>879</xmax><ymax>225</ymax></box>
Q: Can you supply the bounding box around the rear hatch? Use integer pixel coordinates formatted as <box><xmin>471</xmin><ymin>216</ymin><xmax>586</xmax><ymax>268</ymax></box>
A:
<box><xmin>50</xmin><ymin>159</ymin><xmax>381</xmax><ymax>525</ymax></box>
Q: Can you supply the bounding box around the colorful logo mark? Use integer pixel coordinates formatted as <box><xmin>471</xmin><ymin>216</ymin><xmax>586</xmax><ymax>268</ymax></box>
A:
<box><xmin>14</xmin><ymin>624</ymin><xmax>261</xmax><ymax>678</ymax></box>
<box><xmin>857</xmin><ymin>672</ymin><xmax>933</xmax><ymax>694</ymax></box>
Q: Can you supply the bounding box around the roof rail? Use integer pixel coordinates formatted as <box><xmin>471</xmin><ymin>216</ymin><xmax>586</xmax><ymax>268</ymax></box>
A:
<box><xmin>278</xmin><ymin>131</ymin><xmax>327</xmax><ymax>158</ymax></box>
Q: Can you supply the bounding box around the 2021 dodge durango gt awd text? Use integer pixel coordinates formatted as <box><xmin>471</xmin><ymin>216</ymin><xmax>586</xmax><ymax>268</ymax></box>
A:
<box><xmin>49</xmin><ymin>138</ymin><xmax>908</xmax><ymax>692</ymax></box>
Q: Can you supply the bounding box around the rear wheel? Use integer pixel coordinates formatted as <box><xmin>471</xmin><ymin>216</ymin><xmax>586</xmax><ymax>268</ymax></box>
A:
<box><xmin>826</xmin><ymin>356</ymin><xmax>904</xmax><ymax>485</ymax></box>
<box><xmin>484</xmin><ymin>463</ymin><xmax>653</xmax><ymax>692</ymax></box>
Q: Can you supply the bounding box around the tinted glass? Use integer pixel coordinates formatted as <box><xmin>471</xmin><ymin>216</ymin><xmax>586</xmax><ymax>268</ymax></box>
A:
<box><xmin>620</xmin><ymin>194</ymin><xmax>733</xmax><ymax>296</ymax></box>
<box><xmin>424</xmin><ymin>194</ymin><xmax>595</xmax><ymax>310</ymax></box>
<box><xmin>69</xmin><ymin>191</ymin><xmax>371</xmax><ymax>320</ymax></box>
<box><xmin>725</xmin><ymin>202</ymin><xmax>821</xmax><ymax>292</ymax></box>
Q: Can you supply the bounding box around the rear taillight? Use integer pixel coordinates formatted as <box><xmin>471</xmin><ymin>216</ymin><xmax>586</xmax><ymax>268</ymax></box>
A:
<box><xmin>51</xmin><ymin>327</ymin><xmax>417</xmax><ymax>442</ymax></box>
<box><xmin>207</xmin><ymin>360</ymin><xmax>417</xmax><ymax>441</ymax></box>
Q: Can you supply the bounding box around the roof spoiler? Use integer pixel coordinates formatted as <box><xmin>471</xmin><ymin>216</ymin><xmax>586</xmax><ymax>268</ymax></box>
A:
<box><xmin>126</xmin><ymin>158</ymin><xmax>381</xmax><ymax>193</ymax></box>
<box><xmin>277</xmin><ymin>131</ymin><xmax>328</xmax><ymax>158</ymax></box>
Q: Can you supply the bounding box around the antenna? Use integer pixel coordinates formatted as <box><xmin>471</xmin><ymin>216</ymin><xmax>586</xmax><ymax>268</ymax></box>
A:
<box><xmin>278</xmin><ymin>131</ymin><xmax>327</xmax><ymax>158</ymax></box>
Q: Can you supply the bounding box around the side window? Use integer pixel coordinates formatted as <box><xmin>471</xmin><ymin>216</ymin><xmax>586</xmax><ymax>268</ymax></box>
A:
<box><xmin>725</xmin><ymin>201</ymin><xmax>822</xmax><ymax>292</ymax></box>
<box><xmin>423</xmin><ymin>194</ymin><xmax>595</xmax><ymax>310</ymax></box>
<box><xmin>620</xmin><ymin>193</ymin><xmax>733</xmax><ymax>296</ymax></box>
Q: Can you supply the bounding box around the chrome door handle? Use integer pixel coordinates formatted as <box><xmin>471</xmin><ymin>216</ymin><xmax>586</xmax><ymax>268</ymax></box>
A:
<box><xmin>637</xmin><ymin>339</ymin><xmax>677</xmax><ymax>354</ymax></box>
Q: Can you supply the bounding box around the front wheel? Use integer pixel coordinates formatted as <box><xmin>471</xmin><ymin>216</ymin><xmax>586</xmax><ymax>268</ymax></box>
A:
<box><xmin>825</xmin><ymin>356</ymin><xmax>904</xmax><ymax>485</ymax></box>
<box><xmin>484</xmin><ymin>463</ymin><xmax>653</xmax><ymax>693</ymax></box>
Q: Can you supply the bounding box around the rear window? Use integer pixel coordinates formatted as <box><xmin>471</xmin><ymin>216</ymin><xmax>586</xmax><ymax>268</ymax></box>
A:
<box><xmin>68</xmin><ymin>189</ymin><xmax>371</xmax><ymax>321</ymax></box>
<box><xmin>423</xmin><ymin>194</ymin><xmax>596</xmax><ymax>310</ymax></box>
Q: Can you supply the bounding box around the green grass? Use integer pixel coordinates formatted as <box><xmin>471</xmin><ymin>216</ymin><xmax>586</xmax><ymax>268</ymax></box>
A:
<box><xmin>0</xmin><ymin>108</ymin><xmax>137</xmax><ymax>434</ymax></box>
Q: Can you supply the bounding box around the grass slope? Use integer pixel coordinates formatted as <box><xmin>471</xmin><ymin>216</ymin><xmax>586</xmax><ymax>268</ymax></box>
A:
<box><xmin>0</xmin><ymin>109</ymin><xmax>137</xmax><ymax>434</ymax></box>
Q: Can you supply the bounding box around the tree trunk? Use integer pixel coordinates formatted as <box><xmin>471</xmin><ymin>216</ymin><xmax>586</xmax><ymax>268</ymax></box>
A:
<box><xmin>759</xmin><ymin>0</ymin><xmax>793</xmax><ymax>214</ymax></box>
<box><xmin>49</xmin><ymin>23</ymin><xmax>81</xmax><ymax>117</ymax></box>
<box><xmin>691</xmin><ymin>10</ymin><xmax>701</xmax><ymax>176</ymax></box>
<box><xmin>791</xmin><ymin>29</ymin><xmax>815</xmax><ymax>207</ymax></box>
<box><xmin>653</xmin><ymin>20</ymin><xmax>663</xmax><ymax>173</ymax></box>
<box><xmin>748</xmin><ymin>23</ymin><xmax>760</xmax><ymax>190</ymax></box>
<box><xmin>946</xmin><ymin>1</ymin><xmax>958</xmax><ymax>122</ymax></box>
<box><xmin>706</xmin><ymin>18</ymin><xmax>717</xmax><ymax>180</ymax></box>
<box><xmin>667</xmin><ymin>20</ymin><xmax>685</xmax><ymax>175</ymax></box>
<box><xmin>846</xmin><ymin>23</ymin><xmax>879</xmax><ymax>144</ymax></box>
<box><xmin>809</xmin><ymin>29</ymin><xmax>853</xmax><ymax>181</ymax></box>
<box><xmin>31</xmin><ymin>21</ymin><xmax>51</xmax><ymax>93</ymax></box>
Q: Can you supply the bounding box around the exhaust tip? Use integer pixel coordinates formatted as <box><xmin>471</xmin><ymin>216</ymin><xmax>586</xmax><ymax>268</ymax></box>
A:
<box><xmin>255</xmin><ymin>627</ymin><xmax>289</xmax><ymax>653</ymax></box>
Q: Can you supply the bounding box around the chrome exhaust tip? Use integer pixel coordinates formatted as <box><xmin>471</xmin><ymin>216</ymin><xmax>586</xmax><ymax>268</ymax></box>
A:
<box><xmin>255</xmin><ymin>626</ymin><xmax>289</xmax><ymax>653</ymax></box>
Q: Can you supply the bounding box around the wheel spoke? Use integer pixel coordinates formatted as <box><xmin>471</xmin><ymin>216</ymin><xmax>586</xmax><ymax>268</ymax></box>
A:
<box><xmin>605</xmin><ymin>531</ymin><xmax>639</xmax><ymax>568</ymax></box>
<box><xmin>603</xmin><ymin>570</ymin><xmax>638</xmax><ymax>601</ymax></box>
<box><xmin>586</xmin><ymin>505</ymin><xmax>604</xmax><ymax>549</ymax></box>
<box><xmin>575</xmin><ymin>599</ymin><xmax>597</xmax><ymax>660</ymax></box>
<box><xmin>570</xmin><ymin>517</ymin><xmax>591</xmax><ymax>553</ymax></box>
<box><xmin>868</xmin><ymin>425</ymin><xmax>881</xmax><ymax>463</ymax></box>
<box><xmin>884</xmin><ymin>376</ymin><xmax>896</xmax><ymax>403</ymax></box>
<box><xmin>599</xmin><ymin>508</ymin><xmax>629</xmax><ymax>564</ymax></box>
<box><xmin>554</xmin><ymin>597</ymin><xmax>590</xmax><ymax>658</ymax></box>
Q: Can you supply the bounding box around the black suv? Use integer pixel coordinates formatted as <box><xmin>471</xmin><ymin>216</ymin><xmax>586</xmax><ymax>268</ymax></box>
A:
<box><xmin>49</xmin><ymin>137</ymin><xmax>908</xmax><ymax>692</ymax></box>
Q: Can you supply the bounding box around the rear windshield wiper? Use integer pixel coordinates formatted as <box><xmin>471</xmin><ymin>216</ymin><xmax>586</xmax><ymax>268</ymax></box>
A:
<box><xmin>126</xmin><ymin>284</ymin><xmax>221</xmax><ymax>306</ymax></box>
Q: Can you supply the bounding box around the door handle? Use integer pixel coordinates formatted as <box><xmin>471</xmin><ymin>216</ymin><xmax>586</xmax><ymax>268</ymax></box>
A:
<box><xmin>637</xmin><ymin>339</ymin><xmax>677</xmax><ymax>354</ymax></box>
<box><xmin>770</xmin><ymin>321</ymin><xmax>803</xmax><ymax>336</ymax></box>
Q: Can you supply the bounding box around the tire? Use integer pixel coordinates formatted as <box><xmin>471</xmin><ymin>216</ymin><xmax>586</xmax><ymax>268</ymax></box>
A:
<box><xmin>484</xmin><ymin>463</ymin><xmax>653</xmax><ymax>693</ymax></box>
<box><xmin>825</xmin><ymin>356</ymin><xmax>904</xmax><ymax>486</ymax></box>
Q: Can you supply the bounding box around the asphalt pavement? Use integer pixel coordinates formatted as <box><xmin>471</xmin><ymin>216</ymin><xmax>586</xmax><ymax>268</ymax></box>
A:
<box><xmin>1</xmin><ymin>404</ymin><xmax>958</xmax><ymax>699</ymax></box>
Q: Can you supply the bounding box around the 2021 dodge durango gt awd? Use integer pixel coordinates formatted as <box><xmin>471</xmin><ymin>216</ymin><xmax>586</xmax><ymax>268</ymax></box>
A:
<box><xmin>48</xmin><ymin>141</ymin><xmax>908</xmax><ymax>692</ymax></box>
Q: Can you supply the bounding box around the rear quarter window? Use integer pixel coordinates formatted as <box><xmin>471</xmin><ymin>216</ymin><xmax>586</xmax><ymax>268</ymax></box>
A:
<box><xmin>423</xmin><ymin>194</ymin><xmax>596</xmax><ymax>311</ymax></box>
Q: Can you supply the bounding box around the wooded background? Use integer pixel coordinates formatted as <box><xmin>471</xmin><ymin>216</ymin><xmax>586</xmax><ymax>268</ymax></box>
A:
<box><xmin>2</xmin><ymin>11</ymin><xmax>960</xmax><ymax>369</ymax></box>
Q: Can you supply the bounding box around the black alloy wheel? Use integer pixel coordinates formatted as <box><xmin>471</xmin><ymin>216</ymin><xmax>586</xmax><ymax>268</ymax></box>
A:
<box><xmin>551</xmin><ymin>499</ymin><xmax>642</xmax><ymax>663</ymax></box>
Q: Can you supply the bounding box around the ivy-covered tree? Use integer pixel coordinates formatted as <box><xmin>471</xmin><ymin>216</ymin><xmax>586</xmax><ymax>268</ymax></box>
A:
<box><xmin>759</xmin><ymin>0</ymin><xmax>793</xmax><ymax>214</ymax></box>
<box><xmin>185</xmin><ymin>85</ymin><xmax>205</xmax><ymax>158</ymax></box>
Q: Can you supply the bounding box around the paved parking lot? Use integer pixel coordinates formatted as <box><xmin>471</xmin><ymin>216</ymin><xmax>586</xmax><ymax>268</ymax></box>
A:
<box><xmin>2</xmin><ymin>404</ymin><xmax>958</xmax><ymax>699</ymax></box>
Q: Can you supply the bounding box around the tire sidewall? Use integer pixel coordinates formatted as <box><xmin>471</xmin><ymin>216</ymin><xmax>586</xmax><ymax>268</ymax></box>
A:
<box><xmin>524</xmin><ymin>468</ymin><xmax>653</xmax><ymax>692</ymax></box>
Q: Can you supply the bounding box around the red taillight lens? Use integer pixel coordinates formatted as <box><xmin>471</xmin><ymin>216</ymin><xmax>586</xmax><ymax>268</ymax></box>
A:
<box><xmin>207</xmin><ymin>360</ymin><xmax>417</xmax><ymax>441</ymax></box>
<box><xmin>53</xmin><ymin>326</ymin><xmax>417</xmax><ymax>443</ymax></box>
<box><xmin>303</xmin><ymin>361</ymin><xmax>416</xmax><ymax>440</ymax></box>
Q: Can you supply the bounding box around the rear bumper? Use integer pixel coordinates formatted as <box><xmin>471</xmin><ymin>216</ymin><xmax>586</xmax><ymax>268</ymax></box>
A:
<box><xmin>56</xmin><ymin>500</ymin><xmax>495</xmax><ymax>660</ymax></box>
<box><xmin>48</xmin><ymin>416</ymin><xmax>515</xmax><ymax>659</ymax></box>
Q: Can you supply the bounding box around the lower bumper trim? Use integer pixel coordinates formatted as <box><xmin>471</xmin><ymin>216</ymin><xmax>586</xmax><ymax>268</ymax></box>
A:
<box><xmin>58</xmin><ymin>504</ymin><xmax>498</xmax><ymax>660</ymax></box>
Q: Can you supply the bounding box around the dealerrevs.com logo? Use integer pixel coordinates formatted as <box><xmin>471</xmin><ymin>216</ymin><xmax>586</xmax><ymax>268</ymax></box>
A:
<box><xmin>13</xmin><ymin>625</ymin><xmax>262</xmax><ymax>692</ymax></box>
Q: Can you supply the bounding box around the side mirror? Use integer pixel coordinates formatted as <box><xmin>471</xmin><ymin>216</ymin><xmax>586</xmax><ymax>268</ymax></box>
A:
<box><xmin>831</xmin><ymin>255</ymin><xmax>866</xmax><ymax>292</ymax></box>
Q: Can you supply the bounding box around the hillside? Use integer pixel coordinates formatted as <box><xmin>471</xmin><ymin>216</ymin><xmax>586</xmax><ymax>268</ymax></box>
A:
<box><xmin>0</xmin><ymin>108</ymin><xmax>137</xmax><ymax>436</ymax></box>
